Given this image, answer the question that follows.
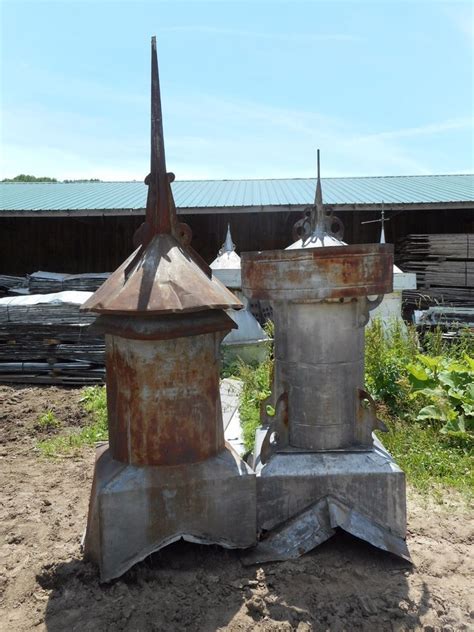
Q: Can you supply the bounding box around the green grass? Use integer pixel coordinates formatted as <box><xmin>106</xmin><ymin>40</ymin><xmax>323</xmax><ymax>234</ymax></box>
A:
<box><xmin>378</xmin><ymin>421</ymin><xmax>473</xmax><ymax>500</ymax></box>
<box><xmin>37</xmin><ymin>386</ymin><xmax>108</xmax><ymax>457</ymax></box>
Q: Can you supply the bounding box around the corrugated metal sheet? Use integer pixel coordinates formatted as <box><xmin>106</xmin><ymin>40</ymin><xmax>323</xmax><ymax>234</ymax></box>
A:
<box><xmin>0</xmin><ymin>174</ymin><xmax>473</xmax><ymax>212</ymax></box>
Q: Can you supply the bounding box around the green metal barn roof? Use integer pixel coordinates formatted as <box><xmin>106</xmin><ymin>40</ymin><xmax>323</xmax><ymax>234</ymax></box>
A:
<box><xmin>0</xmin><ymin>174</ymin><xmax>473</xmax><ymax>216</ymax></box>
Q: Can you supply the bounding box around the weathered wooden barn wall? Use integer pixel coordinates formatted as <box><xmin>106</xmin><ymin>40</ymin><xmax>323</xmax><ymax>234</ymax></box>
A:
<box><xmin>0</xmin><ymin>216</ymin><xmax>143</xmax><ymax>275</ymax></box>
<box><xmin>0</xmin><ymin>208</ymin><xmax>472</xmax><ymax>276</ymax></box>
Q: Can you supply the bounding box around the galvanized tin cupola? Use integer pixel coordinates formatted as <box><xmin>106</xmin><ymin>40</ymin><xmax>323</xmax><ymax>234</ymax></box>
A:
<box><xmin>241</xmin><ymin>151</ymin><xmax>409</xmax><ymax>565</ymax></box>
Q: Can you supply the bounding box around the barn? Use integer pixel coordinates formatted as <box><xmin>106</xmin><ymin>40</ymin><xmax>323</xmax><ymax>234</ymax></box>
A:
<box><xmin>0</xmin><ymin>174</ymin><xmax>473</xmax><ymax>276</ymax></box>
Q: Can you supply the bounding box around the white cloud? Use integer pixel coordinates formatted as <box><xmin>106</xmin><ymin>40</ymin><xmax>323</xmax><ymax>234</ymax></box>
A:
<box><xmin>354</xmin><ymin>118</ymin><xmax>474</xmax><ymax>142</ymax></box>
<box><xmin>1</xmin><ymin>92</ymin><xmax>472</xmax><ymax>181</ymax></box>
<box><xmin>443</xmin><ymin>2</ymin><xmax>474</xmax><ymax>43</ymax></box>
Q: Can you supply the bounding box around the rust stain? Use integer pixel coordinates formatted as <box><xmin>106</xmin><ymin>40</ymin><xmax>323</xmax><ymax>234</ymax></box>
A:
<box><xmin>242</xmin><ymin>245</ymin><xmax>393</xmax><ymax>300</ymax></box>
<box><xmin>108</xmin><ymin>332</ymin><xmax>226</xmax><ymax>467</ymax></box>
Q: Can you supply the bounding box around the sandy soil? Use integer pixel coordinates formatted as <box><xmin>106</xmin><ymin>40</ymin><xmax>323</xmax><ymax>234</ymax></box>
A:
<box><xmin>0</xmin><ymin>384</ymin><xmax>473</xmax><ymax>632</ymax></box>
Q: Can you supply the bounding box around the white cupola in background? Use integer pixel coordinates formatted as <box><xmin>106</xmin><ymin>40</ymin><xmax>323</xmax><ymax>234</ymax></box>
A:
<box><xmin>211</xmin><ymin>225</ymin><xmax>269</xmax><ymax>363</ymax></box>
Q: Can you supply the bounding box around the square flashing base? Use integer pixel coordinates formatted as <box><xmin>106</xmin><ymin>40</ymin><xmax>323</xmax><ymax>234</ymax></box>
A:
<box><xmin>241</xmin><ymin>434</ymin><xmax>409</xmax><ymax>565</ymax></box>
<box><xmin>84</xmin><ymin>444</ymin><xmax>257</xmax><ymax>582</ymax></box>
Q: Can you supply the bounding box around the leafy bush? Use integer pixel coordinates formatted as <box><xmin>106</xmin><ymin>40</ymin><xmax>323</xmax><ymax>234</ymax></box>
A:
<box><xmin>407</xmin><ymin>354</ymin><xmax>474</xmax><ymax>439</ymax></box>
<box><xmin>235</xmin><ymin>317</ymin><xmax>473</xmax><ymax>497</ymax></box>
<box><xmin>226</xmin><ymin>320</ymin><xmax>274</xmax><ymax>452</ymax></box>
<box><xmin>365</xmin><ymin>318</ymin><xmax>419</xmax><ymax>418</ymax></box>
<box><xmin>238</xmin><ymin>359</ymin><xmax>272</xmax><ymax>452</ymax></box>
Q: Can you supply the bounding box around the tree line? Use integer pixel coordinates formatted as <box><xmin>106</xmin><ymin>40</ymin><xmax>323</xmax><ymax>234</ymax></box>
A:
<box><xmin>2</xmin><ymin>174</ymin><xmax>101</xmax><ymax>183</ymax></box>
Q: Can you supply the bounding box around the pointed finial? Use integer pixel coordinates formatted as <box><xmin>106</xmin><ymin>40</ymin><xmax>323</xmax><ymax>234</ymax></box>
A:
<box><xmin>133</xmin><ymin>37</ymin><xmax>194</xmax><ymax>250</ymax></box>
<box><xmin>150</xmin><ymin>36</ymin><xmax>166</xmax><ymax>187</ymax></box>
<box><xmin>134</xmin><ymin>36</ymin><xmax>182</xmax><ymax>248</ymax></box>
<box><xmin>380</xmin><ymin>202</ymin><xmax>386</xmax><ymax>244</ymax></box>
<box><xmin>291</xmin><ymin>148</ymin><xmax>344</xmax><ymax>245</ymax></box>
<box><xmin>148</xmin><ymin>36</ymin><xmax>171</xmax><ymax>236</ymax></box>
<box><xmin>315</xmin><ymin>148</ymin><xmax>323</xmax><ymax>209</ymax></box>
<box><xmin>223</xmin><ymin>224</ymin><xmax>235</xmax><ymax>253</ymax></box>
<box><xmin>310</xmin><ymin>148</ymin><xmax>325</xmax><ymax>234</ymax></box>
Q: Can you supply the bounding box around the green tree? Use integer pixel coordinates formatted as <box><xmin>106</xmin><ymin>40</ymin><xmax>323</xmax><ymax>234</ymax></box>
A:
<box><xmin>2</xmin><ymin>174</ymin><xmax>58</xmax><ymax>183</ymax></box>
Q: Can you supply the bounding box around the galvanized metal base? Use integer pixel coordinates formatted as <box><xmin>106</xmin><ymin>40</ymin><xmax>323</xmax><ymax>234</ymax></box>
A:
<box><xmin>84</xmin><ymin>443</ymin><xmax>257</xmax><ymax>582</ymax></box>
<box><xmin>242</xmin><ymin>433</ymin><xmax>409</xmax><ymax>565</ymax></box>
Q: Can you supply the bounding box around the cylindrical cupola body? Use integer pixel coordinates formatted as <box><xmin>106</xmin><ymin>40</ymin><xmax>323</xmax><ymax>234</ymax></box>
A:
<box><xmin>273</xmin><ymin>299</ymin><xmax>365</xmax><ymax>450</ymax></box>
<box><xmin>241</xmin><ymin>244</ymin><xmax>393</xmax><ymax>452</ymax></box>
<box><xmin>105</xmin><ymin>328</ymin><xmax>227</xmax><ymax>466</ymax></box>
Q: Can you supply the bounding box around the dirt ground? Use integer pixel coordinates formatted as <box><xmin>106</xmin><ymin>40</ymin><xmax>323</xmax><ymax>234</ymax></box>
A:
<box><xmin>0</xmin><ymin>384</ymin><xmax>473</xmax><ymax>632</ymax></box>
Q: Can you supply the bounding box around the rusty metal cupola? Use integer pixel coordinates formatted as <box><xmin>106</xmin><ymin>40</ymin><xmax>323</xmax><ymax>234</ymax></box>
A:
<box><xmin>82</xmin><ymin>37</ymin><xmax>256</xmax><ymax>582</ymax></box>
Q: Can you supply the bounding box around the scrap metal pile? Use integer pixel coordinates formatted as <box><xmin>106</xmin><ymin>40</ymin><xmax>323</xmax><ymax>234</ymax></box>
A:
<box><xmin>81</xmin><ymin>39</ymin><xmax>409</xmax><ymax>582</ymax></box>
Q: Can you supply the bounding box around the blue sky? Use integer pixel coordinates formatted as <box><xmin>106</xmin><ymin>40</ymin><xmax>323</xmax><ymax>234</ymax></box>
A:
<box><xmin>1</xmin><ymin>0</ymin><xmax>473</xmax><ymax>180</ymax></box>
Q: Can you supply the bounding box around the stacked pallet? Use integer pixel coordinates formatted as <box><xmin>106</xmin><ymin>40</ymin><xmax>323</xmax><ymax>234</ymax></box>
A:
<box><xmin>397</xmin><ymin>234</ymin><xmax>473</xmax><ymax>311</ymax></box>
<box><xmin>0</xmin><ymin>292</ymin><xmax>105</xmax><ymax>385</ymax></box>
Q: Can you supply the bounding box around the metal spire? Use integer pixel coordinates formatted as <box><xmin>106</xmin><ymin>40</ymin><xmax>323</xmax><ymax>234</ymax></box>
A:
<box><xmin>290</xmin><ymin>148</ymin><xmax>344</xmax><ymax>245</ymax></box>
<box><xmin>222</xmin><ymin>223</ymin><xmax>235</xmax><ymax>253</ymax></box>
<box><xmin>380</xmin><ymin>203</ymin><xmax>386</xmax><ymax>244</ymax></box>
<box><xmin>142</xmin><ymin>35</ymin><xmax>173</xmax><ymax>244</ymax></box>
<box><xmin>311</xmin><ymin>149</ymin><xmax>325</xmax><ymax>235</ymax></box>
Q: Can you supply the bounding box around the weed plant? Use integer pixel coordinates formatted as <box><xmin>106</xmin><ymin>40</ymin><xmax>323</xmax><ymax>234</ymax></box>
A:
<box><xmin>38</xmin><ymin>386</ymin><xmax>108</xmax><ymax>457</ymax></box>
<box><xmin>222</xmin><ymin>320</ymin><xmax>274</xmax><ymax>452</ymax></box>
<box><xmin>35</xmin><ymin>410</ymin><xmax>62</xmax><ymax>431</ymax></box>
<box><xmin>365</xmin><ymin>318</ymin><xmax>419</xmax><ymax>419</ymax></box>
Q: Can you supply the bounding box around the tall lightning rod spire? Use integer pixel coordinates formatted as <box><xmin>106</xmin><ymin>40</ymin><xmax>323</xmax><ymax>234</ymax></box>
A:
<box><xmin>144</xmin><ymin>36</ymin><xmax>172</xmax><ymax>241</ymax></box>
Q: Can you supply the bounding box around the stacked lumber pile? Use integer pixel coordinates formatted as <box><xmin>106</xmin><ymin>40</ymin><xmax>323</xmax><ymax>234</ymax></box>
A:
<box><xmin>0</xmin><ymin>292</ymin><xmax>105</xmax><ymax>385</ymax></box>
<box><xmin>27</xmin><ymin>271</ymin><xmax>110</xmax><ymax>293</ymax></box>
<box><xmin>0</xmin><ymin>271</ymin><xmax>110</xmax><ymax>296</ymax></box>
<box><xmin>397</xmin><ymin>234</ymin><xmax>473</xmax><ymax>310</ymax></box>
<box><xmin>0</xmin><ymin>275</ymin><xmax>26</xmax><ymax>296</ymax></box>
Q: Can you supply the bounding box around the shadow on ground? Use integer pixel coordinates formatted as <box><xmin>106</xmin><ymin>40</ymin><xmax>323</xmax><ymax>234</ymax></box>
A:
<box><xmin>38</xmin><ymin>531</ymin><xmax>426</xmax><ymax>632</ymax></box>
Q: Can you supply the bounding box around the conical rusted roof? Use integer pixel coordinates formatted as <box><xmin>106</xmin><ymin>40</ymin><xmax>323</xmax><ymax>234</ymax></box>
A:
<box><xmin>82</xmin><ymin>37</ymin><xmax>241</xmax><ymax>315</ymax></box>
